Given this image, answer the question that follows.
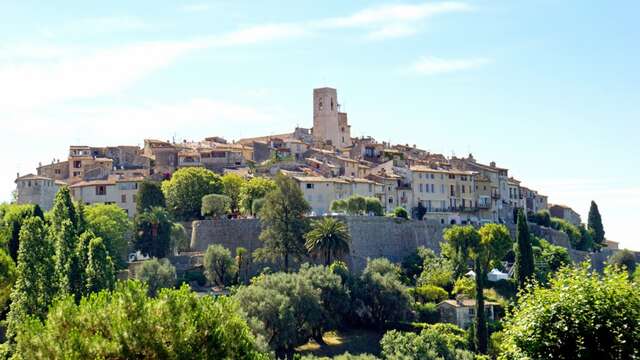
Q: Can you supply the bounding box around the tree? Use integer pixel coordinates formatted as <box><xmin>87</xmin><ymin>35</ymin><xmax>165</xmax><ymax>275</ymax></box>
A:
<box><xmin>514</xmin><ymin>209</ymin><xmax>535</xmax><ymax>290</ymax></box>
<box><xmin>6</xmin><ymin>217</ymin><xmax>56</xmax><ymax>341</ymax></box>
<box><xmin>201</xmin><ymin>194</ymin><xmax>231</xmax><ymax>219</ymax></box>
<box><xmin>381</xmin><ymin>325</ymin><xmax>474</xmax><ymax>360</ymax></box>
<box><xmin>161</xmin><ymin>167</ymin><xmax>222</xmax><ymax>221</ymax></box>
<box><xmin>535</xmin><ymin>239</ymin><xmax>571</xmax><ymax>281</ymax></box>
<box><xmin>304</xmin><ymin>217</ymin><xmax>351</xmax><ymax>265</ymax></box>
<box><xmin>135</xmin><ymin>258</ymin><xmax>176</xmax><ymax>296</ymax></box>
<box><xmin>1</xmin><ymin>204</ymin><xmax>37</xmax><ymax>262</ymax></box>
<box><xmin>203</xmin><ymin>244</ymin><xmax>237</xmax><ymax>286</ymax></box>
<box><xmin>588</xmin><ymin>200</ymin><xmax>605</xmax><ymax>249</ymax></box>
<box><xmin>170</xmin><ymin>222</ymin><xmax>189</xmax><ymax>254</ymax></box>
<box><xmin>0</xmin><ymin>248</ymin><xmax>16</xmax><ymax>314</ymax></box>
<box><xmin>417</xmin><ymin>250</ymin><xmax>454</xmax><ymax>289</ymax></box>
<box><xmin>235</xmin><ymin>247</ymin><xmax>250</xmax><ymax>284</ymax></box>
<box><xmin>221</xmin><ymin>173</ymin><xmax>245</xmax><ymax>213</ymax></box>
<box><xmin>443</xmin><ymin>224</ymin><xmax>511</xmax><ymax>354</ymax></box>
<box><xmin>70</xmin><ymin>231</ymin><xmax>94</xmax><ymax>300</ymax></box>
<box><xmin>50</xmin><ymin>186</ymin><xmax>78</xmax><ymax>233</ymax></box>
<box><xmin>257</xmin><ymin>173</ymin><xmax>310</xmax><ymax>272</ymax></box>
<box><xmin>85</xmin><ymin>237</ymin><xmax>116</xmax><ymax>294</ymax></box>
<box><xmin>12</xmin><ymin>281</ymin><xmax>269</xmax><ymax>359</ymax></box>
<box><xmin>52</xmin><ymin>219</ymin><xmax>77</xmax><ymax>296</ymax></box>
<box><xmin>85</xmin><ymin>204</ymin><xmax>132</xmax><ymax>267</ymax></box>
<box><xmin>133</xmin><ymin>207</ymin><xmax>173</xmax><ymax>258</ymax></box>
<box><xmin>500</xmin><ymin>265</ymin><xmax>640</xmax><ymax>359</ymax></box>
<box><xmin>608</xmin><ymin>249</ymin><xmax>637</xmax><ymax>277</ymax></box>
<box><xmin>330</xmin><ymin>199</ymin><xmax>347</xmax><ymax>213</ymax></box>
<box><xmin>251</xmin><ymin>198</ymin><xmax>266</xmax><ymax>217</ymax></box>
<box><xmin>136</xmin><ymin>180</ymin><xmax>166</xmax><ymax>214</ymax></box>
<box><xmin>239</xmin><ymin>177</ymin><xmax>276</xmax><ymax>215</ymax></box>
<box><xmin>346</xmin><ymin>195</ymin><xmax>367</xmax><ymax>215</ymax></box>
<box><xmin>390</xmin><ymin>206</ymin><xmax>409</xmax><ymax>219</ymax></box>
<box><xmin>415</xmin><ymin>202</ymin><xmax>427</xmax><ymax>220</ymax></box>
<box><xmin>365</xmin><ymin>197</ymin><xmax>384</xmax><ymax>216</ymax></box>
<box><xmin>352</xmin><ymin>258</ymin><xmax>412</xmax><ymax>327</ymax></box>
<box><xmin>235</xmin><ymin>270</ymin><xmax>324</xmax><ymax>359</ymax></box>
<box><xmin>442</xmin><ymin>225</ymin><xmax>479</xmax><ymax>279</ymax></box>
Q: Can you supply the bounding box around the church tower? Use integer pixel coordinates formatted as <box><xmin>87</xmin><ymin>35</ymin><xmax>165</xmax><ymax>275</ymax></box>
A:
<box><xmin>312</xmin><ymin>87</ymin><xmax>351</xmax><ymax>148</ymax></box>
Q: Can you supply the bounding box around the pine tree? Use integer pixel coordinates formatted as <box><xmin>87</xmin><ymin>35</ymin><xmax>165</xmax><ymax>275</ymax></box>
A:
<box><xmin>515</xmin><ymin>209</ymin><xmax>535</xmax><ymax>290</ymax></box>
<box><xmin>50</xmin><ymin>187</ymin><xmax>77</xmax><ymax>233</ymax></box>
<box><xmin>32</xmin><ymin>204</ymin><xmax>44</xmax><ymax>220</ymax></box>
<box><xmin>85</xmin><ymin>237</ymin><xmax>116</xmax><ymax>294</ymax></box>
<box><xmin>6</xmin><ymin>217</ymin><xmax>56</xmax><ymax>340</ymax></box>
<box><xmin>52</xmin><ymin>220</ymin><xmax>77</xmax><ymax>296</ymax></box>
<box><xmin>588</xmin><ymin>201</ymin><xmax>605</xmax><ymax>248</ymax></box>
<box><xmin>70</xmin><ymin>231</ymin><xmax>94</xmax><ymax>300</ymax></box>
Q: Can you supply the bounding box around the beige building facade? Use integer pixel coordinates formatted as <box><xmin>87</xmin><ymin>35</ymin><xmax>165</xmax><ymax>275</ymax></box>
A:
<box><xmin>312</xmin><ymin>87</ymin><xmax>352</xmax><ymax>149</ymax></box>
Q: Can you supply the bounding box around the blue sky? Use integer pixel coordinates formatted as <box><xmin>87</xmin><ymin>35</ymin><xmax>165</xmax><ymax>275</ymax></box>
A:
<box><xmin>1</xmin><ymin>1</ymin><xmax>638</xmax><ymax>248</ymax></box>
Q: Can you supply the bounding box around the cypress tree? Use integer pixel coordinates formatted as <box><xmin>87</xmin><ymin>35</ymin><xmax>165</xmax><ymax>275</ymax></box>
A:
<box><xmin>53</xmin><ymin>220</ymin><xmax>77</xmax><ymax>296</ymax></box>
<box><xmin>515</xmin><ymin>209</ymin><xmax>535</xmax><ymax>290</ymax></box>
<box><xmin>85</xmin><ymin>237</ymin><xmax>116</xmax><ymax>294</ymax></box>
<box><xmin>75</xmin><ymin>202</ymin><xmax>87</xmax><ymax>235</ymax></box>
<box><xmin>50</xmin><ymin>187</ymin><xmax>77</xmax><ymax>233</ymax></box>
<box><xmin>32</xmin><ymin>204</ymin><xmax>44</xmax><ymax>220</ymax></box>
<box><xmin>136</xmin><ymin>181</ymin><xmax>166</xmax><ymax>214</ymax></box>
<box><xmin>6</xmin><ymin>217</ymin><xmax>56</xmax><ymax>340</ymax></box>
<box><xmin>588</xmin><ymin>201</ymin><xmax>605</xmax><ymax>248</ymax></box>
<box><xmin>70</xmin><ymin>231</ymin><xmax>94</xmax><ymax>300</ymax></box>
<box><xmin>474</xmin><ymin>257</ymin><xmax>488</xmax><ymax>353</ymax></box>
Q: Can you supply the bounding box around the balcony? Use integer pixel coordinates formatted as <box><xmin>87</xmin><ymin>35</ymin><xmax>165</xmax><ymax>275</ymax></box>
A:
<box><xmin>477</xmin><ymin>202</ymin><xmax>491</xmax><ymax>209</ymax></box>
<box><xmin>491</xmin><ymin>191</ymin><xmax>500</xmax><ymax>199</ymax></box>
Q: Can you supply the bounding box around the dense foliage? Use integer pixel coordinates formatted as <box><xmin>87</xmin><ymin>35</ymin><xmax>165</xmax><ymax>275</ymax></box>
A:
<box><xmin>203</xmin><ymin>244</ymin><xmax>237</xmax><ymax>286</ymax></box>
<box><xmin>162</xmin><ymin>167</ymin><xmax>222</xmax><ymax>221</ymax></box>
<box><xmin>256</xmin><ymin>173</ymin><xmax>310</xmax><ymax>271</ymax></box>
<box><xmin>221</xmin><ymin>173</ymin><xmax>245</xmax><ymax>213</ymax></box>
<box><xmin>588</xmin><ymin>200</ymin><xmax>605</xmax><ymax>248</ymax></box>
<box><xmin>12</xmin><ymin>281</ymin><xmax>268</xmax><ymax>359</ymax></box>
<box><xmin>239</xmin><ymin>177</ymin><xmax>276</xmax><ymax>215</ymax></box>
<box><xmin>381</xmin><ymin>324</ymin><xmax>475</xmax><ymax>360</ymax></box>
<box><xmin>136</xmin><ymin>180</ymin><xmax>166</xmax><ymax>214</ymax></box>
<box><xmin>201</xmin><ymin>194</ymin><xmax>231</xmax><ymax>218</ymax></box>
<box><xmin>133</xmin><ymin>206</ymin><xmax>172</xmax><ymax>258</ymax></box>
<box><xmin>134</xmin><ymin>257</ymin><xmax>177</xmax><ymax>296</ymax></box>
<box><xmin>84</xmin><ymin>204</ymin><xmax>131</xmax><ymax>267</ymax></box>
<box><xmin>500</xmin><ymin>265</ymin><xmax>640</xmax><ymax>359</ymax></box>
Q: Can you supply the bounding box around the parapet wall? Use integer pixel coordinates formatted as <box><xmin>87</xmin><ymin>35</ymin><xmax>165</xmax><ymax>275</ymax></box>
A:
<box><xmin>190</xmin><ymin>216</ymin><xmax>445</xmax><ymax>272</ymax></box>
<box><xmin>189</xmin><ymin>216</ymin><xmax>614</xmax><ymax>273</ymax></box>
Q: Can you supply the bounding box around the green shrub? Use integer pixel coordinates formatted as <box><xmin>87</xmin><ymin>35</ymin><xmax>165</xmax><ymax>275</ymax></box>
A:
<box><xmin>201</xmin><ymin>194</ymin><xmax>231</xmax><ymax>218</ymax></box>
<box><xmin>414</xmin><ymin>285</ymin><xmax>448</xmax><ymax>303</ymax></box>
<box><xmin>414</xmin><ymin>302</ymin><xmax>439</xmax><ymax>323</ymax></box>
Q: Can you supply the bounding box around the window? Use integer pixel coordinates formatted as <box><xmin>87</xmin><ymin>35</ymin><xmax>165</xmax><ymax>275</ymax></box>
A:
<box><xmin>368</xmin><ymin>184</ymin><xmax>373</xmax><ymax>192</ymax></box>
<box><xmin>430</xmin><ymin>184</ymin><xmax>434</xmax><ymax>193</ymax></box>
<box><xmin>73</xmin><ymin>171</ymin><xmax>80</xmax><ymax>177</ymax></box>
<box><xmin>441</xmin><ymin>184</ymin><xmax>445</xmax><ymax>193</ymax></box>
<box><xmin>306</xmin><ymin>183</ymin><xmax>315</xmax><ymax>189</ymax></box>
<box><xmin>121</xmin><ymin>194</ymin><xmax>126</xmax><ymax>203</ymax></box>
<box><xmin>430</xmin><ymin>174</ymin><xmax>435</xmax><ymax>179</ymax></box>
<box><xmin>450</xmin><ymin>185</ymin><xmax>455</xmax><ymax>196</ymax></box>
<box><xmin>462</xmin><ymin>186</ymin><xmax>466</xmax><ymax>193</ymax></box>
<box><xmin>389</xmin><ymin>198</ymin><xmax>393</xmax><ymax>203</ymax></box>
<box><xmin>73</xmin><ymin>160</ymin><xmax>82</xmax><ymax>169</ymax></box>
<box><xmin>96</xmin><ymin>186</ymin><xmax>106</xmax><ymax>196</ymax></box>
<box><xmin>55</xmin><ymin>169</ymin><xmax>61</xmax><ymax>174</ymax></box>
<box><xmin>419</xmin><ymin>184</ymin><xmax>423</xmax><ymax>192</ymax></box>
<box><xmin>449</xmin><ymin>174</ymin><xmax>455</xmax><ymax>179</ymax></box>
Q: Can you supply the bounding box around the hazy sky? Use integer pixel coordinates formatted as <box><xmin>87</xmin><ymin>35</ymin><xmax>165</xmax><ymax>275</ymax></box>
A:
<box><xmin>1</xmin><ymin>1</ymin><xmax>638</xmax><ymax>248</ymax></box>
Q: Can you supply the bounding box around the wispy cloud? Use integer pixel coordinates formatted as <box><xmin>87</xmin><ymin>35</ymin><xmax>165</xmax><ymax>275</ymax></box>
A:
<box><xmin>0</xmin><ymin>2</ymin><xmax>472</xmax><ymax>109</ymax></box>
<box><xmin>410</xmin><ymin>56</ymin><xmax>491</xmax><ymax>75</ymax></box>
<box><xmin>181</xmin><ymin>3</ymin><xmax>212</xmax><ymax>13</ymax></box>
<box><xmin>317</xmin><ymin>1</ymin><xmax>472</xmax><ymax>39</ymax></box>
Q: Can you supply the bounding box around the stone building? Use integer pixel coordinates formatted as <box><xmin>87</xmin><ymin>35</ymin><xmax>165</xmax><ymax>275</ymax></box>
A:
<box><xmin>312</xmin><ymin>87</ymin><xmax>352</xmax><ymax>149</ymax></box>
<box><xmin>438</xmin><ymin>298</ymin><xmax>500</xmax><ymax>329</ymax></box>
<box><xmin>549</xmin><ymin>204</ymin><xmax>582</xmax><ymax>226</ymax></box>
<box><xmin>14</xmin><ymin>174</ymin><xmax>62</xmax><ymax>211</ymax></box>
<box><xmin>69</xmin><ymin>175</ymin><xmax>144</xmax><ymax>217</ymax></box>
<box><xmin>143</xmin><ymin>139</ymin><xmax>178</xmax><ymax>177</ymax></box>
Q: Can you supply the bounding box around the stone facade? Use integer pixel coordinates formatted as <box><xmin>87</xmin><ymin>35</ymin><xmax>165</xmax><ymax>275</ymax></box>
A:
<box><xmin>312</xmin><ymin>87</ymin><xmax>352</xmax><ymax>149</ymax></box>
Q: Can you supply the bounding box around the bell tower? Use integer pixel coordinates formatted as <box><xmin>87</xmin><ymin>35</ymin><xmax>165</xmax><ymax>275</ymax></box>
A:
<box><xmin>312</xmin><ymin>87</ymin><xmax>351</xmax><ymax>148</ymax></box>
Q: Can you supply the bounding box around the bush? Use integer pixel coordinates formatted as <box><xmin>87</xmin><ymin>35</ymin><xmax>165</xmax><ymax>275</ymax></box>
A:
<box><xmin>414</xmin><ymin>285</ymin><xmax>448</xmax><ymax>303</ymax></box>
<box><xmin>608</xmin><ymin>249</ymin><xmax>637</xmax><ymax>276</ymax></box>
<box><xmin>201</xmin><ymin>194</ymin><xmax>231</xmax><ymax>218</ymax></box>
<box><xmin>453</xmin><ymin>276</ymin><xmax>475</xmax><ymax>298</ymax></box>
<box><xmin>365</xmin><ymin>197</ymin><xmax>384</xmax><ymax>216</ymax></box>
<box><xmin>330</xmin><ymin>199</ymin><xmax>348</xmax><ymax>213</ymax></box>
<box><xmin>389</xmin><ymin>207</ymin><xmax>409</xmax><ymax>219</ymax></box>
<box><xmin>346</xmin><ymin>195</ymin><xmax>367</xmax><ymax>215</ymax></box>
<box><xmin>381</xmin><ymin>325</ymin><xmax>474</xmax><ymax>360</ymax></box>
<box><xmin>251</xmin><ymin>198</ymin><xmax>265</xmax><ymax>217</ymax></box>
<box><xmin>162</xmin><ymin>167</ymin><xmax>222</xmax><ymax>221</ymax></box>
<box><xmin>134</xmin><ymin>258</ymin><xmax>176</xmax><ymax>296</ymax></box>
<box><xmin>203</xmin><ymin>244</ymin><xmax>237</xmax><ymax>286</ymax></box>
<box><xmin>500</xmin><ymin>264</ymin><xmax>640</xmax><ymax>359</ymax></box>
<box><xmin>12</xmin><ymin>281</ymin><xmax>268</xmax><ymax>359</ymax></box>
<box><xmin>414</xmin><ymin>302</ymin><xmax>439</xmax><ymax>323</ymax></box>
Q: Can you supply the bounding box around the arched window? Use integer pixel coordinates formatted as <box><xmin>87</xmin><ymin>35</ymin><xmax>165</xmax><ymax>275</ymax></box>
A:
<box><xmin>331</xmin><ymin>97</ymin><xmax>334</xmax><ymax>111</ymax></box>
<box><xmin>319</xmin><ymin>99</ymin><xmax>323</xmax><ymax>110</ymax></box>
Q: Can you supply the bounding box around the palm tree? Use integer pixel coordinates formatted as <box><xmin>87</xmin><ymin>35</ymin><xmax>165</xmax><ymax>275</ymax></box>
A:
<box><xmin>304</xmin><ymin>217</ymin><xmax>351</xmax><ymax>266</ymax></box>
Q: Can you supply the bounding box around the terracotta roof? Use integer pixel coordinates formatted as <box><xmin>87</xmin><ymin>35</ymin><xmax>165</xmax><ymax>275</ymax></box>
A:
<box><xmin>410</xmin><ymin>166</ymin><xmax>476</xmax><ymax>176</ymax></box>
<box><xmin>438</xmin><ymin>299</ymin><xmax>500</xmax><ymax>308</ymax></box>
<box><xmin>292</xmin><ymin>176</ymin><xmax>349</xmax><ymax>184</ymax></box>
<box><xmin>15</xmin><ymin>174</ymin><xmax>54</xmax><ymax>182</ymax></box>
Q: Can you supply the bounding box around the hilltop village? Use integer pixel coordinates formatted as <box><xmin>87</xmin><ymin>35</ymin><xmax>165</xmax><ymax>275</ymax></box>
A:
<box><xmin>15</xmin><ymin>87</ymin><xmax>580</xmax><ymax>229</ymax></box>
